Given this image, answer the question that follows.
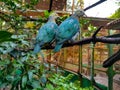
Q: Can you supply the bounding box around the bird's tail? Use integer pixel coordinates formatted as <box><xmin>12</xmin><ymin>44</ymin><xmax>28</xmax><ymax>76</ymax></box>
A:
<box><xmin>33</xmin><ymin>43</ymin><xmax>41</xmax><ymax>54</ymax></box>
<box><xmin>33</xmin><ymin>43</ymin><xmax>45</xmax><ymax>63</ymax></box>
<box><xmin>54</xmin><ymin>44</ymin><xmax>63</xmax><ymax>52</ymax></box>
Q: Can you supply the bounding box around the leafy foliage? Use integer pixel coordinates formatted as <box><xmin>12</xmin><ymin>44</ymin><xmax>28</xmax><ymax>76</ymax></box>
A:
<box><xmin>0</xmin><ymin>31</ymin><xmax>17</xmax><ymax>43</ymax></box>
<box><xmin>56</xmin><ymin>15</ymin><xmax>69</xmax><ymax>25</ymax></box>
<box><xmin>0</xmin><ymin>54</ymin><xmax>47</xmax><ymax>89</ymax></box>
<box><xmin>0</xmin><ymin>0</ymin><xmax>96</xmax><ymax>89</ymax></box>
<box><xmin>109</xmin><ymin>8</ymin><xmax>120</xmax><ymax>19</ymax></box>
<box><xmin>83</xmin><ymin>24</ymin><xmax>97</xmax><ymax>37</ymax></box>
<box><xmin>109</xmin><ymin>1</ymin><xmax>120</xmax><ymax>19</ymax></box>
<box><xmin>45</xmin><ymin>74</ymin><xmax>93</xmax><ymax>90</ymax></box>
<box><xmin>0</xmin><ymin>0</ymin><xmax>39</xmax><ymax>11</ymax></box>
<box><xmin>0</xmin><ymin>0</ymin><xmax>47</xmax><ymax>89</ymax></box>
<box><xmin>47</xmin><ymin>74</ymin><xmax>78</xmax><ymax>90</ymax></box>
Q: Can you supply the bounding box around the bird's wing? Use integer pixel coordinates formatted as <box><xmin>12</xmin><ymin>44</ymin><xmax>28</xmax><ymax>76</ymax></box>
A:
<box><xmin>56</xmin><ymin>17</ymin><xmax>80</xmax><ymax>41</ymax></box>
<box><xmin>36</xmin><ymin>22</ymin><xmax>58</xmax><ymax>43</ymax></box>
<box><xmin>54</xmin><ymin>17</ymin><xmax>80</xmax><ymax>52</ymax></box>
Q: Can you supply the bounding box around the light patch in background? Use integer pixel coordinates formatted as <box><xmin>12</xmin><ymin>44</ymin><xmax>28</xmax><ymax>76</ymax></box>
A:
<box><xmin>84</xmin><ymin>0</ymin><xmax>120</xmax><ymax>18</ymax></box>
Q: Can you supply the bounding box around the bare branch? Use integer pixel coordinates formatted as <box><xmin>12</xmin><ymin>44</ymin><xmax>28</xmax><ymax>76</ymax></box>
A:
<box><xmin>17</xmin><ymin>36</ymin><xmax>120</xmax><ymax>52</ymax></box>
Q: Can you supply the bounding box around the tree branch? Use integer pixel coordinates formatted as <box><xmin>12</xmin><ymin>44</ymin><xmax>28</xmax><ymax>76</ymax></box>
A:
<box><xmin>17</xmin><ymin>36</ymin><xmax>120</xmax><ymax>52</ymax></box>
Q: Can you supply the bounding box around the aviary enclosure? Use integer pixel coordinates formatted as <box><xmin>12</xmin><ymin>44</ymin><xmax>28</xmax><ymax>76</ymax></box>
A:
<box><xmin>0</xmin><ymin>0</ymin><xmax>120</xmax><ymax>90</ymax></box>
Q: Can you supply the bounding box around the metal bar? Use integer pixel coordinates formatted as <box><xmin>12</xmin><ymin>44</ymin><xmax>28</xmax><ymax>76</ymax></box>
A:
<box><xmin>78</xmin><ymin>30</ymin><xmax>83</xmax><ymax>86</ymax></box>
<box><xmin>84</xmin><ymin>0</ymin><xmax>107</xmax><ymax>11</ymax></box>
<box><xmin>48</xmin><ymin>0</ymin><xmax>53</xmax><ymax>12</ymax></box>
<box><xmin>80</xmin><ymin>31</ymin><xmax>83</xmax><ymax>74</ymax></box>
<box><xmin>79</xmin><ymin>46</ymin><xmax>82</xmax><ymax>73</ymax></box>
<box><xmin>107</xmin><ymin>30</ymin><xmax>115</xmax><ymax>90</ymax></box>
<box><xmin>78</xmin><ymin>45</ymin><xmax>83</xmax><ymax>86</ymax></box>
<box><xmin>90</xmin><ymin>43</ymin><xmax>95</xmax><ymax>87</ymax></box>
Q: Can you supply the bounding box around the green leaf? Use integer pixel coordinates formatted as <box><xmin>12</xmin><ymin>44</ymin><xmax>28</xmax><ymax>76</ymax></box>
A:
<box><xmin>0</xmin><ymin>59</ymin><xmax>10</xmax><ymax>66</ymax></box>
<box><xmin>0</xmin><ymin>31</ymin><xmax>12</xmax><ymax>39</ymax></box>
<box><xmin>21</xmin><ymin>40</ymin><xmax>29</xmax><ymax>46</ymax></box>
<box><xmin>0</xmin><ymin>82</ymin><xmax>8</xmax><ymax>88</ymax></box>
<box><xmin>15</xmin><ymin>69</ymin><xmax>22</xmax><ymax>75</ymax></box>
<box><xmin>44</xmin><ymin>10</ymin><xmax>53</xmax><ymax>18</ymax></box>
<box><xmin>31</xmin><ymin>80</ymin><xmax>40</xmax><ymax>88</ymax></box>
<box><xmin>12</xmin><ymin>76</ymin><xmax>21</xmax><ymax>88</ymax></box>
<box><xmin>109</xmin><ymin>8</ymin><xmax>120</xmax><ymax>18</ymax></box>
<box><xmin>40</xmin><ymin>75</ymin><xmax>47</xmax><ymax>84</ymax></box>
<box><xmin>32</xmin><ymin>87</ymin><xmax>43</xmax><ymax>90</ymax></box>
<box><xmin>6</xmin><ymin>75</ymin><xmax>14</xmax><ymax>81</ymax></box>
<box><xmin>28</xmin><ymin>70</ymin><xmax>33</xmax><ymax>81</ymax></box>
<box><xmin>46</xmin><ymin>84</ymin><xmax>54</xmax><ymax>90</ymax></box>
<box><xmin>44</xmin><ymin>10</ymin><xmax>50</xmax><ymax>18</ymax></box>
<box><xmin>0</xmin><ymin>31</ymin><xmax>17</xmax><ymax>43</ymax></box>
<box><xmin>22</xmin><ymin>75</ymin><xmax>27</xmax><ymax>88</ymax></box>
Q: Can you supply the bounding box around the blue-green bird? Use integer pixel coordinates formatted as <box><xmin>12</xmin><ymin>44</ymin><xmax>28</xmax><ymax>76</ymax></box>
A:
<box><xmin>33</xmin><ymin>13</ymin><xmax>58</xmax><ymax>54</ymax></box>
<box><xmin>54</xmin><ymin>10</ymin><xmax>85</xmax><ymax>52</ymax></box>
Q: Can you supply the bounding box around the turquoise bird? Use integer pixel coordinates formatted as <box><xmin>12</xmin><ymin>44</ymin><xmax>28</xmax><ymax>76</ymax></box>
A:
<box><xmin>54</xmin><ymin>10</ymin><xmax>85</xmax><ymax>52</ymax></box>
<box><xmin>33</xmin><ymin>13</ymin><xmax>58</xmax><ymax>55</ymax></box>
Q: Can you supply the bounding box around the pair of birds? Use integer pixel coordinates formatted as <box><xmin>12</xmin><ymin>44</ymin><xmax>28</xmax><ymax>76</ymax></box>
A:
<box><xmin>33</xmin><ymin>9</ymin><xmax>119</xmax><ymax>68</ymax></box>
<box><xmin>33</xmin><ymin>10</ymin><xmax>86</xmax><ymax>54</ymax></box>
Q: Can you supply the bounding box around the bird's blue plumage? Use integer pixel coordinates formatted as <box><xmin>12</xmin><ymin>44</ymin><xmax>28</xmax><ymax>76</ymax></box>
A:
<box><xmin>33</xmin><ymin>42</ymin><xmax>43</xmax><ymax>54</ymax></box>
<box><xmin>54</xmin><ymin>16</ymin><xmax>80</xmax><ymax>52</ymax></box>
<box><xmin>33</xmin><ymin>18</ymin><xmax>58</xmax><ymax>54</ymax></box>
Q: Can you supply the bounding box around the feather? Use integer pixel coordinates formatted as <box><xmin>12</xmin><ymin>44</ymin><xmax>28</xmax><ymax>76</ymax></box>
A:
<box><xmin>33</xmin><ymin>12</ymin><xmax>59</xmax><ymax>63</ymax></box>
<box><xmin>33</xmin><ymin>42</ymin><xmax>43</xmax><ymax>54</ymax></box>
<box><xmin>33</xmin><ymin>12</ymin><xmax>58</xmax><ymax>54</ymax></box>
<box><xmin>54</xmin><ymin>9</ymin><xmax>85</xmax><ymax>52</ymax></box>
<box><xmin>54</xmin><ymin>44</ymin><xmax>63</xmax><ymax>52</ymax></box>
